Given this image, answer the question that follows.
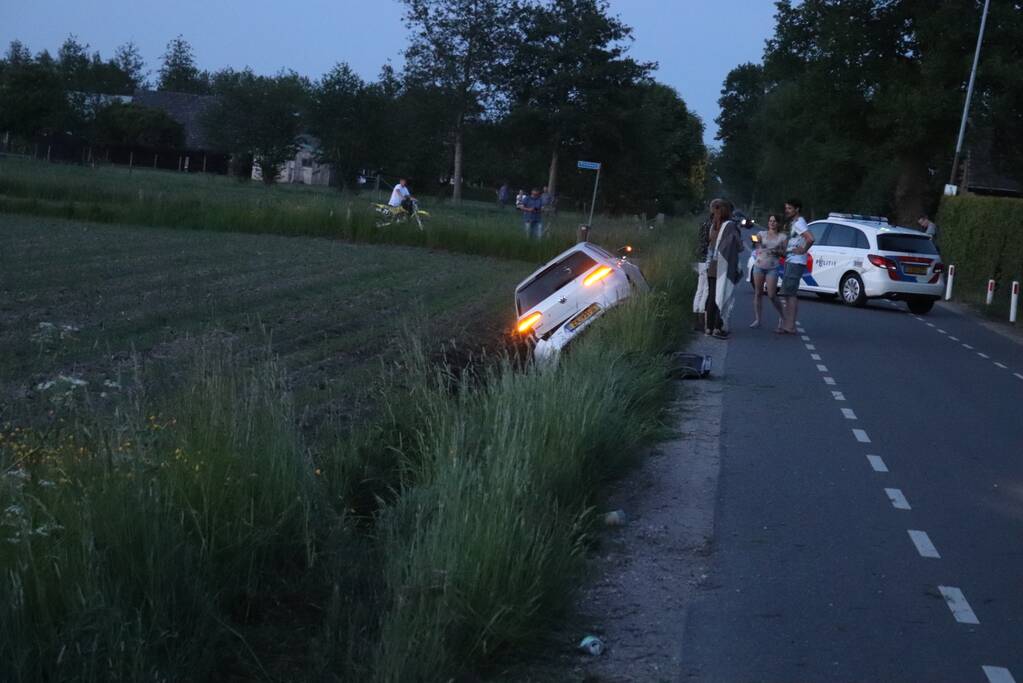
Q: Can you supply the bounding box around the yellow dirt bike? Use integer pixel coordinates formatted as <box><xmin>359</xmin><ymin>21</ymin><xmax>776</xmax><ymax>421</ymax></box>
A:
<box><xmin>372</xmin><ymin>199</ymin><xmax>430</xmax><ymax>230</ymax></box>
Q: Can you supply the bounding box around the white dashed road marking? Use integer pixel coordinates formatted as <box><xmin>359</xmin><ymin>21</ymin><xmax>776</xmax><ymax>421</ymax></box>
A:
<box><xmin>817</xmin><ymin>364</ymin><xmax>829</xmax><ymax>372</ymax></box>
<box><xmin>937</xmin><ymin>328</ymin><xmax>947</xmax><ymax>334</ymax></box>
<box><xmin>885</xmin><ymin>488</ymin><xmax>911</xmax><ymax>510</ymax></box>
<box><xmin>964</xmin><ymin>343</ymin><xmax>974</xmax><ymax>350</ymax></box>
<box><xmin>866</xmin><ymin>455</ymin><xmax>888</xmax><ymax>472</ymax></box>
<box><xmin>978</xmin><ymin>352</ymin><xmax>990</xmax><ymax>359</ymax></box>
<box><xmin>995</xmin><ymin>362</ymin><xmax>1007</xmax><ymax>369</ymax></box>
<box><xmin>939</xmin><ymin>586</ymin><xmax>979</xmax><ymax>624</ymax></box>
<box><xmin>926</xmin><ymin>322</ymin><xmax>936</xmax><ymax>327</ymax></box>
<box><xmin>806</xmin><ymin>344</ymin><xmax>816</xmax><ymax>351</ymax></box>
<box><xmin>908</xmin><ymin>530</ymin><xmax>940</xmax><ymax>559</ymax></box>
<box><xmin>1015</xmin><ymin>373</ymin><xmax>1023</xmax><ymax>381</ymax></box>
<box><xmin>801</xmin><ymin>335</ymin><xmax>811</xmax><ymax>341</ymax></box>
<box><xmin>841</xmin><ymin>408</ymin><xmax>857</xmax><ymax>420</ymax></box>
<box><xmin>823</xmin><ymin>376</ymin><xmax>836</xmax><ymax>385</ymax></box>
<box><xmin>949</xmin><ymin>336</ymin><xmax>959</xmax><ymax>341</ymax></box>
<box><xmin>831</xmin><ymin>391</ymin><xmax>845</xmax><ymax>401</ymax></box>
<box><xmin>852</xmin><ymin>428</ymin><xmax>870</xmax><ymax>443</ymax></box>
<box><xmin>811</xmin><ymin>353</ymin><xmax>822</xmax><ymax>361</ymax></box>
<box><xmin>982</xmin><ymin>665</ymin><xmax>1017</xmax><ymax>683</ymax></box>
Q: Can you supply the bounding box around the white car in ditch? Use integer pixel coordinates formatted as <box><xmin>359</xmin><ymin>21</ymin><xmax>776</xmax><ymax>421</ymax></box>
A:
<box><xmin>514</xmin><ymin>242</ymin><xmax>649</xmax><ymax>361</ymax></box>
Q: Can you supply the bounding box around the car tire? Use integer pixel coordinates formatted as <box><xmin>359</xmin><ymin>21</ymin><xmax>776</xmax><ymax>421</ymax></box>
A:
<box><xmin>840</xmin><ymin>273</ymin><xmax>867</xmax><ymax>307</ymax></box>
<box><xmin>907</xmin><ymin>299</ymin><xmax>935</xmax><ymax>315</ymax></box>
<box><xmin>816</xmin><ymin>292</ymin><xmax>838</xmax><ymax>300</ymax></box>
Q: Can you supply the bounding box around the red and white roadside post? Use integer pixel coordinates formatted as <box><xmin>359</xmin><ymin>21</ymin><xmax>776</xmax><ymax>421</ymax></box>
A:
<box><xmin>1011</xmin><ymin>281</ymin><xmax>1020</xmax><ymax>324</ymax></box>
<box><xmin>986</xmin><ymin>279</ymin><xmax>996</xmax><ymax>306</ymax></box>
<box><xmin>945</xmin><ymin>264</ymin><xmax>956</xmax><ymax>301</ymax></box>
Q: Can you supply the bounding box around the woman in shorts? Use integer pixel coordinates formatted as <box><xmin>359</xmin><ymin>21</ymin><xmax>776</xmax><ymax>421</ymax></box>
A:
<box><xmin>750</xmin><ymin>213</ymin><xmax>787</xmax><ymax>329</ymax></box>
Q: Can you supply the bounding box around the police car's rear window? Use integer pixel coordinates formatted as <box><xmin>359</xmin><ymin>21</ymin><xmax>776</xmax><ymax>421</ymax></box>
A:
<box><xmin>877</xmin><ymin>234</ymin><xmax>938</xmax><ymax>255</ymax></box>
<box><xmin>517</xmin><ymin>251</ymin><xmax>598</xmax><ymax>313</ymax></box>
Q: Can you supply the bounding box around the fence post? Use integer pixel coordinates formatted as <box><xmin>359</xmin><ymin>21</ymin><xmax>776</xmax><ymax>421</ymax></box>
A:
<box><xmin>1011</xmin><ymin>281</ymin><xmax>1020</xmax><ymax>323</ymax></box>
<box><xmin>986</xmin><ymin>279</ymin><xmax>995</xmax><ymax>306</ymax></box>
<box><xmin>154</xmin><ymin>154</ymin><xmax>158</xmax><ymax>169</ymax></box>
<box><xmin>945</xmin><ymin>264</ymin><xmax>955</xmax><ymax>301</ymax></box>
<box><xmin>46</xmin><ymin>145</ymin><xmax>51</xmax><ymax>162</ymax></box>
<box><xmin>129</xmin><ymin>150</ymin><xmax>134</xmax><ymax>174</ymax></box>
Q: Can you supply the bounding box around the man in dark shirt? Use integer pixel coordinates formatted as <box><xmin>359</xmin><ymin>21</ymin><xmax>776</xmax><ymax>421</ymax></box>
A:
<box><xmin>693</xmin><ymin>198</ymin><xmax>722</xmax><ymax>323</ymax></box>
<box><xmin>520</xmin><ymin>187</ymin><xmax>545</xmax><ymax>240</ymax></box>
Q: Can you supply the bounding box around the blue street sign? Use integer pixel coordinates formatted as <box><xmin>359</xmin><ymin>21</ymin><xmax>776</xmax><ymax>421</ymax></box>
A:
<box><xmin>577</xmin><ymin>160</ymin><xmax>601</xmax><ymax>171</ymax></box>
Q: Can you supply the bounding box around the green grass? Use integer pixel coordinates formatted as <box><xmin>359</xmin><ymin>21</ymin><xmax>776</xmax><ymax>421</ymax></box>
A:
<box><xmin>0</xmin><ymin>157</ymin><xmax>668</xmax><ymax>263</ymax></box>
<box><xmin>1</xmin><ymin>164</ymin><xmax>698</xmax><ymax>680</ymax></box>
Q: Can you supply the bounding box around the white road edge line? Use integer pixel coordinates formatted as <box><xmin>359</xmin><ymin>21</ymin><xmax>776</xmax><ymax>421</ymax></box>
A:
<box><xmin>995</xmin><ymin>362</ymin><xmax>1007</xmax><ymax>369</ymax></box>
<box><xmin>938</xmin><ymin>585</ymin><xmax>979</xmax><ymax>624</ymax></box>
<box><xmin>982</xmin><ymin>665</ymin><xmax>1017</xmax><ymax>683</ymax></box>
<box><xmin>831</xmin><ymin>391</ymin><xmax>845</xmax><ymax>401</ymax></box>
<box><xmin>908</xmin><ymin>530</ymin><xmax>940</xmax><ymax>559</ymax></box>
<box><xmin>817</xmin><ymin>364</ymin><xmax>829</xmax><ymax>373</ymax></box>
<box><xmin>823</xmin><ymin>376</ymin><xmax>836</xmax><ymax>386</ymax></box>
<box><xmin>853</xmin><ymin>428</ymin><xmax>870</xmax><ymax>443</ymax></box>
<box><xmin>885</xmin><ymin>488</ymin><xmax>911</xmax><ymax>510</ymax></box>
<box><xmin>841</xmin><ymin>408</ymin><xmax>857</xmax><ymax>420</ymax></box>
<box><xmin>811</xmin><ymin>353</ymin><xmax>822</xmax><ymax>361</ymax></box>
<box><xmin>866</xmin><ymin>455</ymin><xmax>888</xmax><ymax>472</ymax></box>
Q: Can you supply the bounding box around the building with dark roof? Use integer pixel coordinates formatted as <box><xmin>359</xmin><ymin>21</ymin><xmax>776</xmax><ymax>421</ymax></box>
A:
<box><xmin>131</xmin><ymin>89</ymin><xmax>220</xmax><ymax>151</ymax></box>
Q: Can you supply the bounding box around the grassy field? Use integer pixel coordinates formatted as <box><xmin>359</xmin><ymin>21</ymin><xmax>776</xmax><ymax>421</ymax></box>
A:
<box><xmin>1</xmin><ymin>160</ymin><xmax>698</xmax><ymax>681</ymax></box>
<box><xmin>0</xmin><ymin>157</ymin><xmax>664</xmax><ymax>262</ymax></box>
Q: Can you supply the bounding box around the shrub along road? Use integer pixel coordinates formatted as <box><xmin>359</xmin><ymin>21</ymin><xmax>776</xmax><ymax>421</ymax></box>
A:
<box><xmin>680</xmin><ymin>288</ymin><xmax>1023</xmax><ymax>682</ymax></box>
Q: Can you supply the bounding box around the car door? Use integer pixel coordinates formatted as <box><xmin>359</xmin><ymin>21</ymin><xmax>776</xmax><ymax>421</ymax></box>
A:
<box><xmin>816</xmin><ymin>224</ymin><xmax>866</xmax><ymax>290</ymax></box>
<box><xmin>801</xmin><ymin>222</ymin><xmax>833</xmax><ymax>291</ymax></box>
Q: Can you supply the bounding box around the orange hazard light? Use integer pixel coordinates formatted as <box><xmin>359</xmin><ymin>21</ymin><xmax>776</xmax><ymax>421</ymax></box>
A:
<box><xmin>583</xmin><ymin>266</ymin><xmax>614</xmax><ymax>286</ymax></box>
<box><xmin>517</xmin><ymin>312</ymin><xmax>543</xmax><ymax>333</ymax></box>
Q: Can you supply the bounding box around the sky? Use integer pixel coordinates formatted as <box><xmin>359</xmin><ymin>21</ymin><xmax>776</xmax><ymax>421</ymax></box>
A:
<box><xmin>0</xmin><ymin>0</ymin><xmax>779</xmax><ymax>145</ymax></box>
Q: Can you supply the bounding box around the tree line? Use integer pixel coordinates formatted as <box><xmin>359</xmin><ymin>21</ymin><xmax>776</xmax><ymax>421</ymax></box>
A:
<box><xmin>0</xmin><ymin>0</ymin><xmax>708</xmax><ymax>215</ymax></box>
<box><xmin>714</xmin><ymin>0</ymin><xmax>1023</xmax><ymax>223</ymax></box>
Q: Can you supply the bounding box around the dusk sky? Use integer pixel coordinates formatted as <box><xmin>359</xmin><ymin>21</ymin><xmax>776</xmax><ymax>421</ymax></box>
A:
<box><xmin>0</xmin><ymin>0</ymin><xmax>779</xmax><ymax>145</ymax></box>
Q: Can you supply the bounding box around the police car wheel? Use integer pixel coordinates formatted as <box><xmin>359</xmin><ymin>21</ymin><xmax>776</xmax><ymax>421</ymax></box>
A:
<box><xmin>840</xmin><ymin>273</ymin><xmax>867</xmax><ymax>307</ymax></box>
<box><xmin>907</xmin><ymin>299</ymin><xmax>934</xmax><ymax>315</ymax></box>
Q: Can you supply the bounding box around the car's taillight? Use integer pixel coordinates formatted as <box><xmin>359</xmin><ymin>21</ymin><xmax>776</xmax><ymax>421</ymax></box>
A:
<box><xmin>584</xmin><ymin>266</ymin><xmax>614</xmax><ymax>286</ymax></box>
<box><xmin>516</xmin><ymin>312</ymin><xmax>542</xmax><ymax>334</ymax></box>
<box><xmin>868</xmin><ymin>254</ymin><xmax>899</xmax><ymax>280</ymax></box>
<box><xmin>933</xmin><ymin>262</ymin><xmax>944</xmax><ymax>273</ymax></box>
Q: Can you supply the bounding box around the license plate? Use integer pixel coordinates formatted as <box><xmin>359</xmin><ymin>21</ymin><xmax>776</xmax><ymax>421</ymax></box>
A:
<box><xmin>904</xmin><ymin>265</ymin><xmax>927</xmax><ymax>275</ymax></box>
<box><xmin>567</xmin><ymin>303</ymin><xmax>600</xmax><ymax>331</ymax></box>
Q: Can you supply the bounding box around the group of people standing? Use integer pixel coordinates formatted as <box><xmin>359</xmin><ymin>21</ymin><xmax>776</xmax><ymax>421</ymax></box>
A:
<box><xmin>498</xmin><ymin>183</ymin><xmax>555</xmax><ymax>240</ymax></box>
<box><xmin>694</xmin><ymin>198</ymin><xmax>813</xmax><ymax>338</ymax></box>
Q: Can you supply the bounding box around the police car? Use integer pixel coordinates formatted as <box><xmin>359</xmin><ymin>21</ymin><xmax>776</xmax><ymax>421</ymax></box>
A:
<box><xmin>798</xmin><ymin>213</ymin><xmax>944</xmax><ymax>314</ymax></box>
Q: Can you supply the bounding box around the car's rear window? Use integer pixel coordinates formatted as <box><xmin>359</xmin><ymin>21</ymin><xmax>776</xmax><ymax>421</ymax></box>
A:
<box><xmin>516</xmin><ymin>251</ymin><xmax>598</xmax><ymax>312</ymax></box>
<box><xmin>877</xmin><ymin>233</ymin><xmax>938</xmax><ymax>255</ymax></box>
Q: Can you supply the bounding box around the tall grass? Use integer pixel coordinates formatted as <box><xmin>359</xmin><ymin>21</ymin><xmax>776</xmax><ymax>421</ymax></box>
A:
<box><xmin>0</xmin><ymin>157</ymin><xmax>666</xmax><ymax>263</ymax></box>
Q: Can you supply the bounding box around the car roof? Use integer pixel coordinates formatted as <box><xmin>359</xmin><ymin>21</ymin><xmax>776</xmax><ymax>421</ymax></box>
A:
<box><xmin>816</xmin><ymin>214</ymin><xmax>922</xmax><ymax>236</ymax></box>
<box><xmin>515</xmin><ymin>242</ymin><xmax>610</xmax><ymax>293</ymax></box>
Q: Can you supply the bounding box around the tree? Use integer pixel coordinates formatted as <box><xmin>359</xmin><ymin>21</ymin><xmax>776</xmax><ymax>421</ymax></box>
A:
<box><xmin>113</xmin><ymin>41</ymin><xmax>147</xmax><ymax>91</ymax></box>
<box><xmin>0</xmin><ymin>54</ymin><xmax>71</xmax><ymax>139</ymax></box>
<box><xmin>158</xmin><ymin>35</ymin><xmax>209</xmax><ymax>94</ymax></box>
<box><xmin>203</xmin><ymin>70</ymin><xmax>308</xmax><ymax>184</ymax></box>
<box><xmin>308</xmin><ymin>63</ymin><xmax>369</xmax><ymax>188</ymax></box>
<box><xmin>714</xmin><ymin>63</ymin><xmax>765</xmax><ymax>208</ymax></box>
<box><xmin>506</xmin><ymin>0</ymin><xmax>653</xmax><ymax>199</ymax></box>
<box><xmin>92</xmin><ymin>101</ymin><xmax>183</xmax><ymax>147</ymax></box>
<box><xmin>401</xmin><ymin>0</ymin><xmax>516</xmax><ymax>203</ymax></box>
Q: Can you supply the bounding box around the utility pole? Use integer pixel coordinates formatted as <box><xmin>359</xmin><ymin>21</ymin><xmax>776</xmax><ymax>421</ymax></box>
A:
<box><xmin>948</xmin><ymin>0</ymin><xmax>991</xmax><ymax>188</ymax></box>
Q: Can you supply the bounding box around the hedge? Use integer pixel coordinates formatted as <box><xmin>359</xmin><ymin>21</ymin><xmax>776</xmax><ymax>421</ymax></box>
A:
<box><xmin>937</xmin><ymin>194</ymin><xmax>1023</xmax><ymax>308</ymax></box>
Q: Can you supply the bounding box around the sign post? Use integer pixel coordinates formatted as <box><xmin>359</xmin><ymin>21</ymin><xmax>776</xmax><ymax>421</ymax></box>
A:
<box><xmin>577</xmin><ymin>160</ymin><xmax>602</xmax><ymax>227</ymax></box>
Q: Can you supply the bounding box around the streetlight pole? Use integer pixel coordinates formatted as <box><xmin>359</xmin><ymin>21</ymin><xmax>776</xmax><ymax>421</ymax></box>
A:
<box><xmin>948</xmin><ymin>0</ymin><xmax>991</xmax><ymax>188</ymax></box>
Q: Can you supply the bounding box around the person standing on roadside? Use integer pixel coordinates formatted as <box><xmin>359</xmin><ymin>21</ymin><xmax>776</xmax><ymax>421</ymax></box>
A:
<box><xmin>520</xmin><ymin>187</ymin><xmax>544</xmax><ymax>240</ymax></box>
<box><xmin>918</xmin><ymin>213</ymin><xmax>939</xmax><ymax>245</ymax></box>
<box><xmin>711</xmin><ymin>200</ymin><xmax>743</xmax><ymax>338</ymax></box>
<box><xmin>778</xmin><ymin>198</ymin><xmax>813</xmax><ymax>334</ymax></box>
<box><xmin>750</xmin><ymin>213</ymin><xmax>787</xmax><ymax>328</ymax></box>
<box><xmin>693</xmin><ymin>198</ymin><xmax>721</xmax><ymax>328</ymax></box>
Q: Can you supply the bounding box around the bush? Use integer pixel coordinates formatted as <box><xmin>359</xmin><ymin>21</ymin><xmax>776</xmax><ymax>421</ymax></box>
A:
<box><xmin>938</xmin><ymin>195</ymin><xmax>1023</xmax><ymax>310</ymax></box>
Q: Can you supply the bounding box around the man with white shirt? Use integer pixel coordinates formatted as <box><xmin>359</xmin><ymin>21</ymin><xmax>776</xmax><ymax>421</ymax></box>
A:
<box><xmin>388</xmin><ymin>178</ymin><xmax>415</xmax><ymax>214</ymax></box>
<box><xmin>779</xmin><ymin>198</ymin><xmax>813</xmax><ymax>334</ymax></box>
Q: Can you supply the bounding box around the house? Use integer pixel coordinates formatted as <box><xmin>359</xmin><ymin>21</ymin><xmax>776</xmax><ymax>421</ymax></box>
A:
<box><xmin>251</xmin><ymin>134</ymin><xmax>334</xmax><ymax>186</ymax></box>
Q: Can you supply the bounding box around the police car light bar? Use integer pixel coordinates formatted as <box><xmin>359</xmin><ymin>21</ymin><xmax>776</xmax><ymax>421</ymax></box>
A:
<box><xmin>829</xmin><ymin>212</ymin><xmax>889</xmax><ymax>223</ymax></box>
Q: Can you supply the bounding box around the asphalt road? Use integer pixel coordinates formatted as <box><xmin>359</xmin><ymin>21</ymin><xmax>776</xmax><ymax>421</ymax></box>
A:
<box><xmin>679</xmin><ymin>284</ymin><xmax>1023</xmax><ymax>682</ymax></box>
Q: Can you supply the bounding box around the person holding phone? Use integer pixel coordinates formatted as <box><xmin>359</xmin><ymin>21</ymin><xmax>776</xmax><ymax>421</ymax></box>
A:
<box><xmin>751</xmin><ymin>213</ymin><xmax>787</xmax><ymax>329</ymax></box>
